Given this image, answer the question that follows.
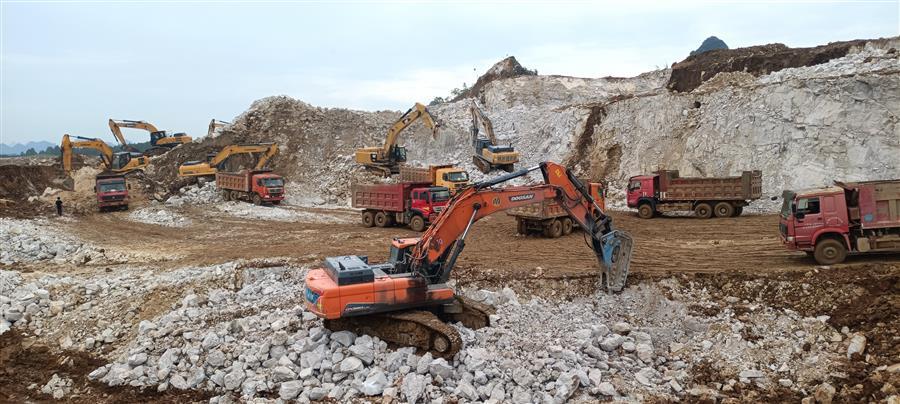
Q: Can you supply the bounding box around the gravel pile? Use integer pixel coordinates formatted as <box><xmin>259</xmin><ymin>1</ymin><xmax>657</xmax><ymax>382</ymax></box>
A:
<box><xmin>165</xmin><ymin>182</ymin><xmax>220</xmax><ymax>207</ymax></box>
<box><xmin>0</xmin><ymin>218</ymin><xmax>128</xmax><ymax>265</ymax></box>
<box><xmin>213</xmin><ymin>202</ymin><xmax>351</xmax><ymax>223</ymax></box>
<box><xmin>128</xmin><ymin>206</ymin><xmax>193</xmax><ymax>227</ymax></box>
<box><xmin>5</xmin><ymin>263</ymin><xmax>839</xmax><ymax>403</ymax></box>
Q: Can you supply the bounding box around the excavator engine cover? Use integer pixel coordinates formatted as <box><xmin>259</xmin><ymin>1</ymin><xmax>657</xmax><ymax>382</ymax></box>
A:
<box><xmin>594</xmin><ymin>229</ymin><xmax>633</xmax><ymax>292</ymax></box>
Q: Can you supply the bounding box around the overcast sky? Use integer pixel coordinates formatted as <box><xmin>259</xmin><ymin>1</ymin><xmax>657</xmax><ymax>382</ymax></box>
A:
<box><xmin>1</xmin><ymin>0</ymin><xmax>898</xmax><ymax>145</ymax></box>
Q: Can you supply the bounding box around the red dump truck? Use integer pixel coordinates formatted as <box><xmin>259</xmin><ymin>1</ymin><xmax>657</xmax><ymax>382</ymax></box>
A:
<box><xmin>95</xmin><ymin>174</ymin><xmax>130</xmax><ymax>212</ymax></box>
<box><xmin>780</xmin><ymin>179</ymin><xmax>900</xmax><ymax>265</ymax></box>
<box><xmin>510</xmin><ymin>181</ymin><xmax>607</xmax><ymax>237</ymax></box>
<box><xmin>627</xmin><ymin>170</ymin><xmax>762</xmax><ymax>219</ymax></box>
<box><xmin>216</xmin><ymin>169</ymin><xmax>285</xmax><ymax>205</ymax></box>
<box><xmin>352</xmin><ymin>182</ymin><xmax>450</xmax><ymax>231</ymax></box>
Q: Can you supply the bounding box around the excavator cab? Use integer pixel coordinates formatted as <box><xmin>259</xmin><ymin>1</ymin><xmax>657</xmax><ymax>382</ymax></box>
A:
<box><xmin>389</xmin><ymin>145</ymin><xmax>408</xmax><ymax>164</ymax></box>
<box><xmin>149</xmin><ymin>131</ymin><xmax>169</xmax><ymax>146</ymax></box>
<box><xmin>387</xmin><ymin>238</ymin><xmax>419</xmax><ymax>274</ymax></box>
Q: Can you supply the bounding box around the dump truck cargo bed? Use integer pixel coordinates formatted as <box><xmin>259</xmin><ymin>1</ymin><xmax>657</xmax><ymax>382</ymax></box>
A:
<box><xmin>658</xmin><ymin>170</ymin><xmax>762</xmax><ymax>201</ymax></box>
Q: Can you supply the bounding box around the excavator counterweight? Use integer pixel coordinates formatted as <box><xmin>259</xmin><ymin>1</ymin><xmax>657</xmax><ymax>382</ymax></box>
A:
<box><xmin>305</xmin><ymin>162</ymin><xmax>634</xmax><ymax>357</ymax></box>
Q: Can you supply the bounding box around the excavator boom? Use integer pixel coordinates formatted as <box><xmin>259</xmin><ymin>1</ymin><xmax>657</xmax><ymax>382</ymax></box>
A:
<box><xmin>305</xmin><ymin>161</ymin><xmax>633</xmax><ymax>357</ymax></box>
<box><xmin>355</xmin><ymin>102</ymin><xmax>440</xmax><ymax>175</ymax></box>
<box><xmin>208</xmin><ymin>119</ymin><xmax>229</xmax><ymax>137</ymax></box>
<box><xmin>178</xmin><ymin>143</ymin><xmax>278</xmax><ymax>178</ymax></box>
<box><xmin>109</xmin><ymin>119</ymin><xmax>191</xmax><ymax>155</ymax></box>
<box><xmin>60</xmin><ymin>134</ymin><xmax>148</xmax><ymax>175</ymax></box>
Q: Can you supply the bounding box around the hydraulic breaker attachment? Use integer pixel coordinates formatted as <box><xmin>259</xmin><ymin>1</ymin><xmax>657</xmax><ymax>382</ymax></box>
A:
<box><xmin>593</xmin><ymin>229</ymin><xmax>633</xmax><ymax>292</ymax></box>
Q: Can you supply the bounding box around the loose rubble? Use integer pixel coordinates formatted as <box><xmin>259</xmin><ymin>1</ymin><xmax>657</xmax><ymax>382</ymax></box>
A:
<box><xmin>0</xmin><ymin>218</ymin><xmax>131</xmax><ymax>265</ymax></box>
<box><xmin>128</xmin><ymin>206</ymin><xmax>192</xmax><ymax>227</ymax></box>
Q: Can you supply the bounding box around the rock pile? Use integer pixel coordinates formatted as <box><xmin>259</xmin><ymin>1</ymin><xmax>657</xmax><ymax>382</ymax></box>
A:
<box><xmin>0</xmin><ymin>218</ymin><xmax>122</xmax><ymax>265</ymax></box>
<box><xmin>165</xmin><ymin>182</ymin><xmax>220</xmax><ymax>207</ymax></box>
<box><xmin>128</xmin><ymin>206</ymin><xmax>192</xmax><ymax>227</ymax></box>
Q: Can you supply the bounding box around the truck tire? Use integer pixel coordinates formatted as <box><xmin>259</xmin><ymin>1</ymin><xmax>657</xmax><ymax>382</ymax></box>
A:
<box><xmin>544</xmin><ymin>219</ymin><xmax>563</xmax><ymax>238</ymax></box>
<box><xmin>814</xmin><ymin>238</ymin><xmax>847</xmax><ymax>265</ymax></box>
<box><xmin>252</xmin><ymin>194</ymin><xmax>262</xmax><ymax>206</ymax></box>
<box><xmin>222</xmin><ymin>190</ymin><xmax>231</xmax><ymax>201</ymax></box>
<box><xmin>517</xmin><ymin>219</ymin><xmax>527</xmax><ymax>235</ymax></box>
<box><xmin>374</xmin><ymin>212</ymin><xmax>389</xmax><ymax>227</ymax></box>
<box><xmin>732</xmin><ymin>206</ymin><xmax>743</xmax><ymax>217</ymax></box>
<box><xmin>562</xmin><ymin>218</ymin><xmax>574</xmax><ymax>235</ymax></box>
<box><xmin>409</xmin><ymin>215</ymin><xmax>426</xmax><ymax>232</ymax></box>
<box><xmin>714</xmin><ymin>202</ymin><xmax>734</xmax><ymax>218</ymax></box>
<box><xmin>231</xmin><ymin>191</ymin><xmax>241</xmax><ymax>201</ymax></box>
<box><xmin>695</xmin><ymin>203</ymin><xmax>713</xmax><ymax>219</ymax></box>
<box><xmin>361</xmin><ymin>211</ymin><xmax>375</xmax><ymax>227</ymax></box>
<box><xmin>637</xmin><ymin>204</ymin><xmax>655</xmax><ymax>219</ymax></box>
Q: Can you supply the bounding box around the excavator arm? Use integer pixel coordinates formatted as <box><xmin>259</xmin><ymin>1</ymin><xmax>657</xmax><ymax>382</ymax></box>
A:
<box><xmin>208</xmin><ymin>119</ymin><xmax>229</xmax><ymax>137</ymax></box>
<box><xmin>410</xmin><ymin>161</ymin><xmax>632</xmax><ymax>291</ymax></box>
<box><xmin>179</xmin><ymin>143</ymin><xmax>278</xmax><ymax>178</ymax></box>
<box><xmin>61</xmin><ymin>134</ymin><xmax>114</xmax><ymax>173</ymax></box>
<box><xmin>109</xmin><ymin>119</ymin><xmax>160</xmax><ymax>151</ymax></box>
<box><xmin>469</xmin><ymin>101</ymin><xmax>497</xmax><ymax>145</ymax></box>
<box><xmin>381</xmin><ymin>102</ymin><xmax>439</xmax><ymax>156</ymax></box>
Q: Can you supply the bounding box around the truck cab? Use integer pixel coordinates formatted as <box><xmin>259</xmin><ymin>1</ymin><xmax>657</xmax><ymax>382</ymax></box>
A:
<box><xmin>95</xmin><ymin>175</ymin><xmax>130</xmax><ymax>212</ymax></box>
<box><xmin>779</xmin><ymin>187</ymin><xmax>851</xmax><ymax>252</ymax></box>
<box><xmin>409</xmin><ymin>186</ymin><xmax>450</xmax><ymax>222</ymax></box>
<box><xmin>434</xmin><ymin>168</ymin><xmax>470</xmax><ymax>194</ymax></box>
<box><xmin>626</xmin><ymin>175</ymin><xmax>657</xmax><ymax>208</ymax></box>
<box><xmin>251</xmin><ymin>172</ymin><xmax>285</xmax><ymax>203</ymax></box>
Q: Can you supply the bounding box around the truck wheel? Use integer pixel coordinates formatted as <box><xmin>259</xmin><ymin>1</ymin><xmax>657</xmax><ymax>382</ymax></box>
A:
<box><xmin>637</xmin><ymin>204</ymin><xmax>655</xmax><ymax>219</ymax></box>
<box><xmin>374</xmin><ymin>212</ymin><xmax>389</xmax><ymax>227</ymax></box>
<box><xmin>714</xmin><ymin>202</ymin><xmax>734</xmax><ymax>218</ymax></box>
<box><xmin>517</xmin><ymin>219</ymin><xmax>527</xmax><ymax>235</ymax></box>
<box><xmin>814</xmin><ymin>238</ymin><xmax>847</xmax><ymax>265</ymax></box>
<box><xmin>544</xmin><ymin>219</ymin><xmax>563</xmax><ymax>238</ymax></box>
<box><xmin>252</xmin><ymin>194</ymin><xmax>263</xmax><ymax>206</ymax></box>
<box><xmin>694</xmin><ymin>203</ymin><xmax>713</xmax><ymax>219</ymax></box>
<box><xmin>362</xmin><ymin>211</ymin><xmax>375</xmax><ymax>227</ymax></box>
<box><xmin>221</xmin><ymin>190</ymin><xmax>231</xmax><ymax>201</ymax></box>
<box><xmin>732</xmin><ymin>206</ymin><xmax>743</xmax><ymax>217</ymax></box>
<box><xmin>231</xmin><ymin>191</ymin><xmax>241</xmax><ymax>201</ymax></box>
<box><xmin>409</xmin><ymin>215</ymin><xmax>426</xmax><ymax>232</ymax></box>
<box><xmin>562</xmin><ymin>218</ymin><xmax>574</xmax><ymax>235</ymax></box>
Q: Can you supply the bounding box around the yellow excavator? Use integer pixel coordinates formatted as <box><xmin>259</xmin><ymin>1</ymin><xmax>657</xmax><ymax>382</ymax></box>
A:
<box><xmin>208</xmin><ymin>119</ymin><xmax>230</xmax><ymax>137</ymax></box>
<box><xmin>469</xmin><ymin>101</ymin><xmax>519</xmax><ymax>173</ymax></box>
<box><xmin>178</xmin><ymin>143</ymin><xmax>278</xmax><ymax>178</ymax></box>
<box><xmin>355</xmin><ymin>102</ymin><xmax>439</xmax><ymax>175</ymax></box>
<box><xmin>60</xmin><ymin>134</ymin><xmax>149</xmax><ymax>175</ymax></box>
<box><xmin>109</xmin><ymin>119</ymin><xmax>192</xmax><ymax>156</ymax></box>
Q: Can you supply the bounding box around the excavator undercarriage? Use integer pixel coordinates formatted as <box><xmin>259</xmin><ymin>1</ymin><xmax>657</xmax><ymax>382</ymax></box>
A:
<box><xmin>324</xmin><ymin>296</ymin><xmax>492</xmax><ymax>358</ymax></box>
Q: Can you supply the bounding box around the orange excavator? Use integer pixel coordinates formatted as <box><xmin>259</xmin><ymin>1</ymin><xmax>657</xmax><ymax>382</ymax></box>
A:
<box><xmin>305</xmin><ymin>162</ymin><xmax>633</xmax><ymax>357</ymax></box>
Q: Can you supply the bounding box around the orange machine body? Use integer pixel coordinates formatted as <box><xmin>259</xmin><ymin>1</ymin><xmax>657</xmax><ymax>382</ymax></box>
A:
<box><xmin>304</xmin><ymin>238</ymin><xmax>454</xmax><ymax>319</ymax></box>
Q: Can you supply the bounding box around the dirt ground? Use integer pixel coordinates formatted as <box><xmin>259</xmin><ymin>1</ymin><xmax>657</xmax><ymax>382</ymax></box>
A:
<box><xmin>5</xmin><ymin>206</ymin><xmax>900</xmax><ymax>402</ymax></box>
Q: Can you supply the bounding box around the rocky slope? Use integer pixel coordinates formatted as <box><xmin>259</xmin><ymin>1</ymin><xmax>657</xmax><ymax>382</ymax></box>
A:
<box><xmin>150</xmin><ymin>36</ymin><xmax>898</xmax><ymax>213</ymax></box>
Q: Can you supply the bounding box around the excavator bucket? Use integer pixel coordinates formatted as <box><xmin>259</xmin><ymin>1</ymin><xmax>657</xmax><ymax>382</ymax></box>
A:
<box><xmin>592</xmin><ymin>229</ymin><xmax>634</xmax><ymax>292</ymax></box>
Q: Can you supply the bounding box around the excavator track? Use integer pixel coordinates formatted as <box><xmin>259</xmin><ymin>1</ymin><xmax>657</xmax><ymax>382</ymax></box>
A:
<box><xmin>472</xmin><ymin>155</ymin><xmax>492</xmax><ymax>174</ymax></box>
<box><xmin>323</xmin><ymin>296</ymin><xmax>493</xmax><ymax>359</ymax></box>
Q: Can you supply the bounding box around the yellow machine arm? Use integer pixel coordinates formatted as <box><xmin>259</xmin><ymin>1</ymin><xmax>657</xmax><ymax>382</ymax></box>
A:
<box><xmin>208</xmin><ymin>119</ymin><xmax>229</xmax><ymax>137</ymax></box>
<box><xmin>178</xmin><ymin>143</ymin><xmax>278</xmax><ymax>177</ymax></box>
<box><xmin>61</xmin><ymin>134</ymin><xmax>114</xmax><ymax>173</ymax></box>
<box><xmin>469</xmin><ymin>101</ymin><xmax>497</xmax><ymax>145</ymax></box>
<box><xmin>109</xmin><ymin>119</ymin><xmax>159</xmax><ymax>149</ymax></box>
<box><xmin>381</xmin><ymin>102</ymin><xmax>439</xmax><ymax>156</ymax></box>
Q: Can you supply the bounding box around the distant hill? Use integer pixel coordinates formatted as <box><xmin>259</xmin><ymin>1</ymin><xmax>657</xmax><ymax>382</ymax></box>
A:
<box><xmin>0</xmin><ymin>141</ymin><xmax>55</xmax><ymax>156</ymax></box>
<box><xmin>691</xmin><ymin>36</ymin><xmax>729</xmax><ymax>56</ymax></box>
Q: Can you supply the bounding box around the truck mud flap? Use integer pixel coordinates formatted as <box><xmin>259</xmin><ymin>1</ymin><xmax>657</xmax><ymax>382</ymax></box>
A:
<box><xmin>593</xmin><ymin>230</ymin><xmax>633</xmax><ymax>292</ymax></box>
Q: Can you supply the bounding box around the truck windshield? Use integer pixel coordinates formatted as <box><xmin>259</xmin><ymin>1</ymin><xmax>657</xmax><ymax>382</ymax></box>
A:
<box><xmin>99</xmin><ymin>182</ymin><xmax>126</xmax><ymax>192</ymax></box>
<box><xmin>444</xmin><ymin>171</ymin><xmax>469</xmax><ymax>182</ymax></box>
<box><xmin>431</xmin><ymin>190</ymin><xmax>451</xmax><ymax>202</ymax></box>
<box><xmin>780</xmin><ymin>190</ymin><xmax>795</xmax><ymax>218</ymax></box>
<box><xmin>262</xmin><ymin>178</ymin><xmax>284</xmax><ymax>187</ymax></box>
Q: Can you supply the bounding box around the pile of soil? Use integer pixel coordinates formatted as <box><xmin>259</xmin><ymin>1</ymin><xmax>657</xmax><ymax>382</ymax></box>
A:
<box><xmin>0</xmin><ymin>158</ymin><xmax>74</xmax><ymax>218</ymax></box>
<box><xmin>667</xmin><ymin>38</ymin><xmax>886</xmax><ymax>92</ymax></box>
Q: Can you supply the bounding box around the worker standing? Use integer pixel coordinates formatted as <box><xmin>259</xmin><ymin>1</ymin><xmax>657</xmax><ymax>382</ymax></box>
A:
<box><xmin>55</xmin><ymin>197</ymin><xmax>63</xmax><ymax>216</ymax></box>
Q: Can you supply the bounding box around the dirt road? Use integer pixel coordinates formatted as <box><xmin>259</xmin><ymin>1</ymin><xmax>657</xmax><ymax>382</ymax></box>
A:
<box><xmin>58</xmin><ymin>207</ymin><xmax>899</xmax><ymax>281</ymax></box>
